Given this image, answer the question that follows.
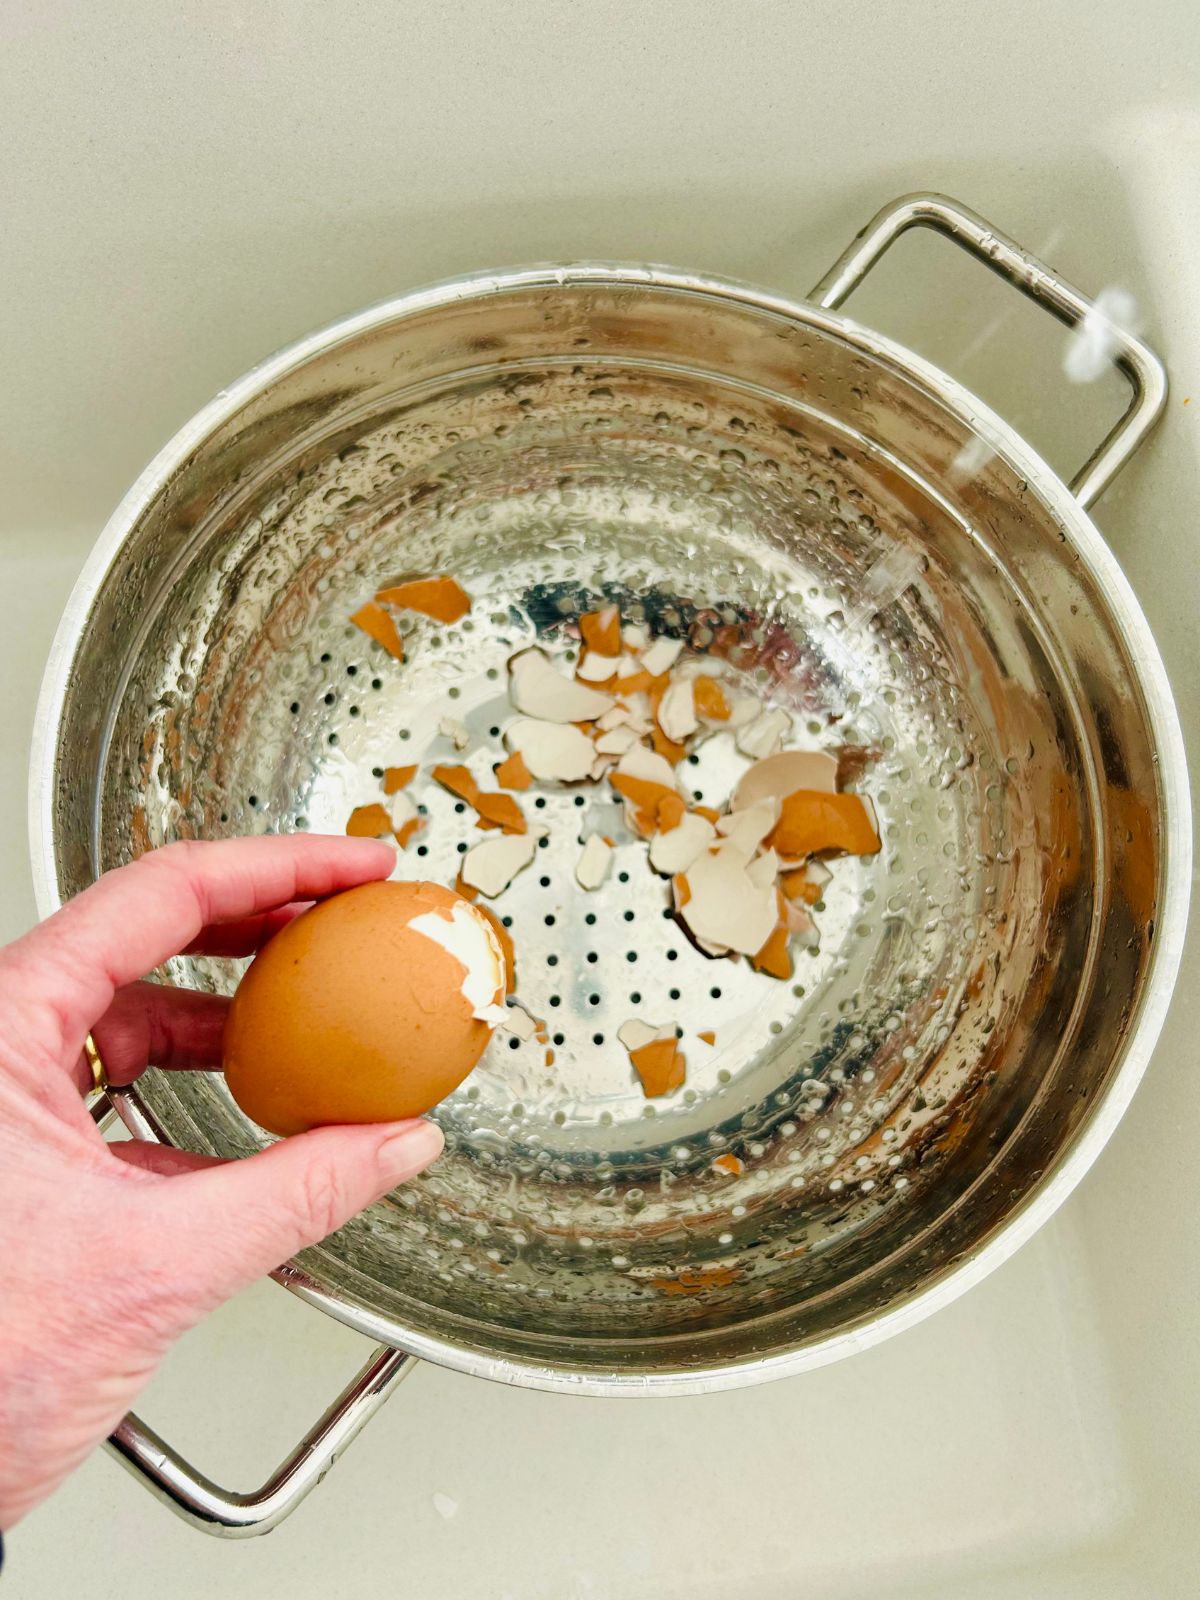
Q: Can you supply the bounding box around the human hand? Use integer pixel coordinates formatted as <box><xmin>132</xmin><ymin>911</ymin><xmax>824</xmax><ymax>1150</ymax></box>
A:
<box><xmin>0</xmin><ymin>836</ymin><xmax>443</xmax><ymax>1529</ymax></box>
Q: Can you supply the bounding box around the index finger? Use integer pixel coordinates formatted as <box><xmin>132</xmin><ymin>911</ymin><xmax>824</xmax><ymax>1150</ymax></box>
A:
<box><xmin>6</xmin><ymin>835</ymin><xmax>396</xmax><ymax>1065</ymax></box>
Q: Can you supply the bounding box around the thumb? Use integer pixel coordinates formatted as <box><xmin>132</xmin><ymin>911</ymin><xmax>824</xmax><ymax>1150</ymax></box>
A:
<box><xmin>161</xmin><ymin>1119</ymin><xmax>444</xmax><ymax>1311</ymax></box>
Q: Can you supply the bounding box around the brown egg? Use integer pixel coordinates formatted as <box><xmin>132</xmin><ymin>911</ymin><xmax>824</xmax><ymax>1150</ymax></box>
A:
<box><xmin>224</xmin><ymin>879</ymin><xmax>506</xmax><ymax>1136</ymax></box>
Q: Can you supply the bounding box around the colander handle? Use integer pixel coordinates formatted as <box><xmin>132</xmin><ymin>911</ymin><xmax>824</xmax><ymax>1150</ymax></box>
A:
<box><xmin>808</xmin><ymin>191</ymin><xmax>1168</xmax><ymax>510</ymax></box>
<box><xmin>93</xmin><ymin>1086</ymin><xmax>417</xmax><ymax>1538</ymax></box>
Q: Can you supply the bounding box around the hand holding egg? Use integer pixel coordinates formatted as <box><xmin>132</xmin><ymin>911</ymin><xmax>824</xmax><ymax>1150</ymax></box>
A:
<box><xmin>224</xmin><ymin>880</ymin><xmax>510</xmax><ymax>1135</ymax></box>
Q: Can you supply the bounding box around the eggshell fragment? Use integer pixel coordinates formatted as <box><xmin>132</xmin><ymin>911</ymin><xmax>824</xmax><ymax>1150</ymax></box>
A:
<box><xmin>780</xmin><ymin>860</ymin><xmax>830</xmax><ymax>906</ymax></box>
<box><xmin>807</xmin><ymin>859</ymin><xmax>834</xmax><ymax>891</ymax></box>
<box><xmin>640</xmin><ymin>637</ymin><xmax>684</xmax><ymax>677</ymax></box>
<box><xmin>727</xmin><ymin>694</ymin><xmax>762</xmax><ymax>729</ymax></box>
<box><xmin>579</xmin><ymin>605</ymin><xmax>621</xmax><ymax>655</ymax></box>
<box><xmin>630</xmin><ymin>1034</ymin><xmax>686</xmax><ymax>1098</ymax></box>
<box><xmin>499</xmin><ymin>1000</ymin><xmax>539</xmax><ymax>1041</ymax></box>
<box><xmin>657</xmin><ymin>678</ymin><xmax>697</xmax><ymax>743</ymax></box>
<box><xmin>649</xmin><ymin>811</ymin><xmax>715</xmax><ymax>875</ymax></box>
<box><xmin>735</xmin><ymin>707</ymin><xmax>792</xmax><ymax>758</ymax></box>
<box><xmin>473</xmin><ymin>791</ymin><xmax>527</xmax><ymax>834</ymax></box>
<box><xmin>460</xmin><ymin>828</ymin><xmax>544</xmax><ymax>897</ymax></box>
<box><xmin>431</xmin><ymin>765</ymin><xmax>522</xmax><ymax>833</ymax></box>
<box><xmin>621</xmin><ymin>623</ymin><xmax>649</xmax><ymax>651</ymax></box>
<box><xmin>596</xmin><ymin>706</ymin><xmax>630</xmax><ymax>732</ymax></box>
<box><xmin>715</xmin><ymin>802</ymin><xmax>778</xmax><ymax>861</ymax></box>
<box><xmin>577</xmin><ymin>651</ymin><xmax>620</xmax><ymax>683</ymax></box>
<box><xmin>374</xmin><ymin>574</ymin><xmax>471</xmax><ymax>623</ymax></box>
<box><xmin>494</xmin><ymin>750</ymin><xmax>533</xmax><ymax>791</ymax></box>
<box><xmin>746</xmin><ymin>848</ymin><xmax>780</xmax><ymax>891</ymax></box>
<box><xmin>382</xmin><ymin>765</ymin><xmax>418</xmax><ymax>794</ymax></box>
<box><xmin>698</xmin><ymin>1031</ymin><xmax>717</xmax><ymax>1047</ymax></box>
<box><xmin>610</xmin><ymin>773</ymin><xmax>685</xmax><ymax>839</ymax></box>
<box><xmin>346</xmin><ymin>803</ymin><xmax>394</xmax><ymax>838</ymax></box>
<box><xmin>712</xmin><ymin>1152</ymin><xmax>742</xmax><ymax>1174</ymax></box>
<box><xmin>782</xmin><ymin>895</ymin><xmax>815</xmax><ymax>936</ymax></box>
<box><xmin>650</xmin><ymin>727</ymin><xmax>688</xmax><ymax>766</ymax></box>
<box><xmin>509</xmin><ymin>648</ymin><xmax>614</xmax><ymax>723</ymax></box>
<box><xmin>505</xmin><ymin>718</ymin><xmax>597</xmax><ymax>782</ymax></box>
<box><xmin>751</xmin><ymin>923</ymin><xmax>793</xmax><ymax>980</ymax></box>
<box><xmin>731</xmin><ymin>749</ymin><xmax>839</xmax><ymax>811</ymax></box>
<box><xmin>617</xmin><ymin>1019</ymin><xmax>660</xmax><ymax>1052</ymax></box>
<box><xmin>387</xmin><ymin>790</ymin><xmax>423</xmax><ymax>848</ymax></box>
<box><xmin>431</xmin><ymin>763</ymin><xmax>478</xmax><ymax>803</ymax></box>
<box><xmin>616</xmin><ymin>744</ymin><xmax>678</xmax><ymax>790</ymax></box>
<box><xmin>770</xmin><ymin>791</ymin><xmax>881</xmax><ymax>859</ymax></box>
<box><xmin>594</xmin><ymin>723</ymin><xmax>640</xmax><ymax>756</ymax></box>
<box><xmin>678</xmin><ymin>848</ymin><xmax>778</xmax><ymax>956</ymax></box>
<box><xmin>656</xmin><ymin>792</ymin><xmax>687</xmax><ymax>832</ymax></box>
<box><xmin>350</xmin><ymin>601</ymin><xmax>406</xmax><ymax>661</ymax></box>
<box><xmin>223</xmin><ymin>881</ymin><xmax>498</xmax><ymax>1135</ymax></box>
<box><xmin>576</xmin><ymin>834</ymin><xmax>614</xmax><ymax>890</ymax></box>
<box><xmin>439</xmin><ymin>716</ymin><xmax>470</xmax><ymax>750</ymax></box>
<box><xmin>692</xmin><ymin>675</ymin><xmax>731</xmax><ymax>722</ymax></box>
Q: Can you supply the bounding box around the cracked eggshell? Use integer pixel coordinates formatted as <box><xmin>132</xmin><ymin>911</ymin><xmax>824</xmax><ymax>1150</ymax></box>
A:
<box><xmin>649</xmin><ymin>811</ymin><xmax>715</xmax><ymax>875</ymax></box>
<box><xmin>735</xmin><ymin>707</ymin><xmax>792</xmax><ymax>759</ymax></box>
<box><xmin>640</xmin><ymin>637</ymin><xmax>684</xmax><ymax>677</ymax></box>
<box><xmin>746</xmin><ymin>848</ymin><xmax>780</xmax><ymax>891</ymax></box>
<box><xmin>505</xmin><ymin>718</ymin><xmax>597</xmax><ymax>782</ymax></box>
<box><xmin>679</xmin><ymin>849</ymin><xmax>779</xmax><ymax>956</ymax></box>
<box><xmin>577</xmin><ymin>651</ymin><xmax>620</xmax><ymax>683</ymax></box>
<box><xmin>387</xmin><ymin>789</ymin><xmax>421</xmax><ymax>842</ymax></box>
<box><xmin>576</xmin><ymin>834</ymin><xmax>614</xmax><ymax>889</ymax></box>
<box><xmin>624</xmin><ymin>1026</ymin><xmax>686</xmax><ymax>1097</ymax></box>
<box><xmin>807</xmin><ymin>859</ymin><xmax>833</xmax><ymax>890</ymax></box>
<box><xmin>594</xmin><ymin>723</ymin><xmax>640</xmax><ymax>756</ymax></box>
<box><xmin>224</xmin><ymin>881</ymin><xmax>499</xmax><ymax>1135</ymax></box>
<box><xmin>715</xmin><ymin>802</ymin><xmax>778</xmax><ymax>860</ymax></box>
<box><xmin>690</xmin><ymin>672</ymin><xmax>732</xmax><ymax>723</ymax></box>
<box><xmin>438</xmin><ymin>716</ymin><xmax>470</xmax><ymax>750</ymax></box>
<box><xmin>656</xmin><ymin>677</ymin><xmax>697</xmax><ymax>743</ymax></box>
<box><xmin>621</xmin><ymin>622</ymin><xmax>649</xmax><ymax>651</ymax></box>
<box><xmin>509</xmin><ymin>647</ymin><xmax>614</xmax><ymax>723</ymax></box>
<box><xmin>346</xmin><ymin>803</ymin><xmax>394</xmax><ymax>839</ymax></box>
<box><xmin>499</xmin><ymin>1000</ymin><xmax>540</xmax><ymax>1041</ymax></box>
<box><xmin>617</xmin><ymin>1018</ymin><xmax>659</xmax><ymax>1052</ymax></box>
<box><xmin>616</xmin><ymin>743</ymin><xmax>679</xmax><ymax>790</ymax></box>
<box><xmin>460</xmin><ymin>828</ymin><xmax>545</xmax><ymax>897</ymax></box>
<box><xmin>579</xmin><ymin>604</ymin><xmax>621</xmax><ymax>654</ymax></box>
<box><xmin>596</xmin><ymin>706</ymin><xmax>630</xmax><ymax>732</ymax></box>
<box><xmin>731</xmin><ymin>749</ymin><xmax>839</xmax><ymax>810</ymax></box>
<box><xmin>727</xmin><ymin>694</ymin><xmax>761</xmax><ymax>728</ymax></box>
<box><xmin>408</xmin><ymin>899</ymin><xmax>509</xmax><ymax>1026</ymax></box>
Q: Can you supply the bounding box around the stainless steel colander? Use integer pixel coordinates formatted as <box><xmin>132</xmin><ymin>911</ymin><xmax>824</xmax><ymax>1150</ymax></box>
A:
<box><xmin>30</xmin><ymin>194</ymin><xmax>1191</xmax><ymax>1535</ymax></box>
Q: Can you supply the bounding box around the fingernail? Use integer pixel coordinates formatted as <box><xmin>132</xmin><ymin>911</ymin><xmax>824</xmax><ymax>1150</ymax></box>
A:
<box><xmin>379</xmin><ymin>1119</ymin><xmax>444</xmax><ymax>1179</ymax></box>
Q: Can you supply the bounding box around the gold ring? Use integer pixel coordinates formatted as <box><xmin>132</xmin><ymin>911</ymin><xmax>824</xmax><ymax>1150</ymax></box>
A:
<box><xmin>83</xmin><ymin>1033</ymin><xmax>108</xmax><ymax>1096</ymax></box>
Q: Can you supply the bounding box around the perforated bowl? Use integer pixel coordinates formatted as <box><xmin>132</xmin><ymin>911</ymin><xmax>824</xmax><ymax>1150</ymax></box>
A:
<box><xmin>30</xmin><ymin>195</ymin><xmax>1190</xmax><ymax>1532</ymax></box>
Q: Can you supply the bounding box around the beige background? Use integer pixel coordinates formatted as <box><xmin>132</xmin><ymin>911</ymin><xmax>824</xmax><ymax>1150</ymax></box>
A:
<box><xmin>1</xmin><ymin>3</ymin><xmax>1197</xmax><ymax>1595</ymax></box>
